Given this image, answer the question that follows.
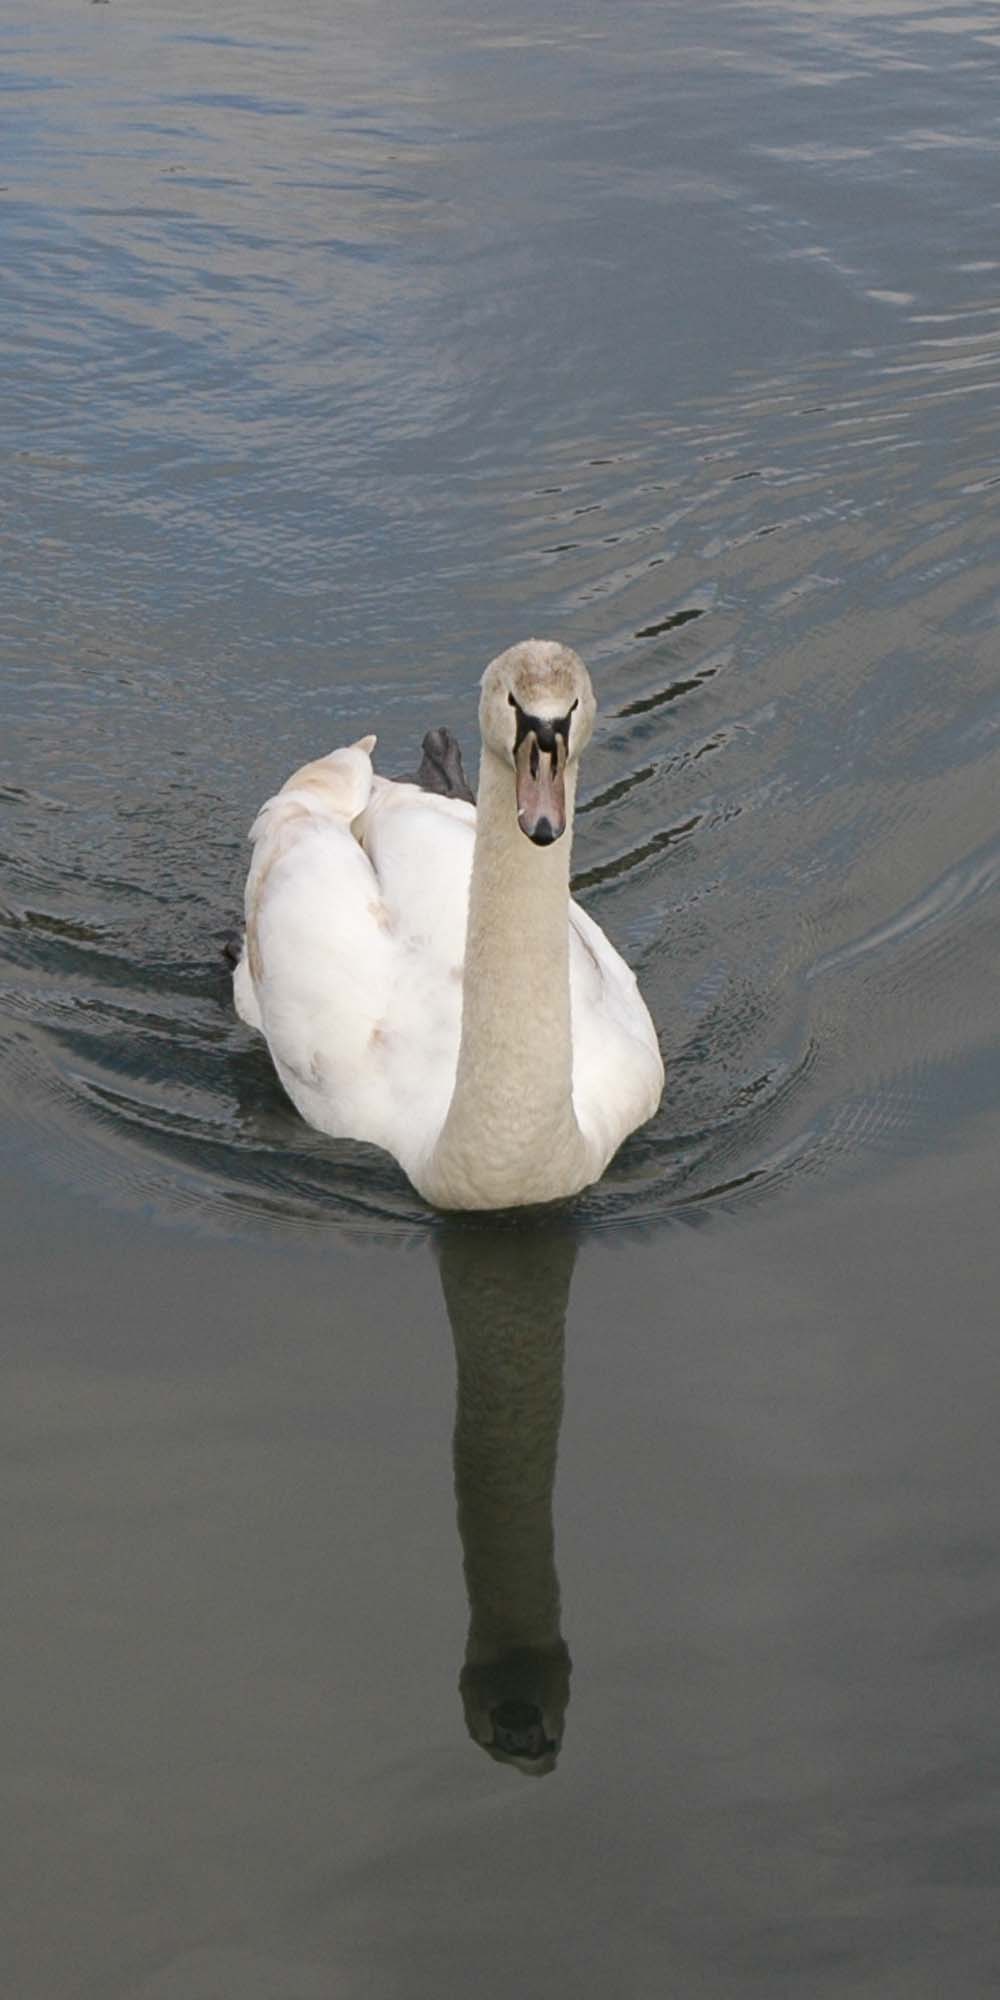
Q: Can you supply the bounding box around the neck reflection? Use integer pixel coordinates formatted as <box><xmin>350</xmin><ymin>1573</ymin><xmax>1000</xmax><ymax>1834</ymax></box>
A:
<box><xmin>435</xmin><ymin>1218</ymin><xmax>577</xmax><ymax>1777</ymax></box>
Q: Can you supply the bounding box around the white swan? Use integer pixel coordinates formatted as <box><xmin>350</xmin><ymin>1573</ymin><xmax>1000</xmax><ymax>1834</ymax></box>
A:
<box><xmin>233</xmin><ymin>640</ymin><xmax>663</xmax><ymax>1209</ymax></box>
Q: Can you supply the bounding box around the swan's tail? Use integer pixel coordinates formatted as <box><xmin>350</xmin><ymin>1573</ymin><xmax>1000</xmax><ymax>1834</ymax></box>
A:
<box><xmin>248</xmin><ymin>735</ymin><xmax>377</xmax><ymax>841</ymax></box>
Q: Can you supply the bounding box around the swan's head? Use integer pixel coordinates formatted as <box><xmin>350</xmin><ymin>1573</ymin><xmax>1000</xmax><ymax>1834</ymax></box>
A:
<box><xmin>479</xmin><ymin>639</ymin><xmax>596</xmax><ymax>846</ymax></box>
<box><xmin>460</xmin><ymin>1642</ymin><xmax>571</xmax><ymax>1777</ymax></box>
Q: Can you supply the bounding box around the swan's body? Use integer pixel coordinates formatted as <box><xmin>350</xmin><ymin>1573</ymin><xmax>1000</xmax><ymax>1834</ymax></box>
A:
<box><xmin>234</xmin><ymin>641</ymin><xmax>663</xmax><ymax>1209</ymax></box>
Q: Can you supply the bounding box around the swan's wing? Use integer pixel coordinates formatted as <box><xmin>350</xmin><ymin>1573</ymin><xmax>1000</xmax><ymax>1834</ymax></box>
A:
<box><xmin>235</xmin><ymin>742</ymin><xmax>403</xmax><ymax>1148</ymax></box>
<box><xmin>235</xmin><ymin>755</ymin><xmax>477</xmax><ymax>1170</ymax></box>
<box><xmin>353</xmin><ymin>778</ymin><xmax>476</xmax><ymax>1175</ymax></box>
<box><xmin>358</xmin><ymin>776</ymin><xmax>475</xmax><ymax>969</ymax></box>
<box><xmin>568</xmin><ymin>899</ymin><xmax>664</xmax><ymax>1165</ymax></box>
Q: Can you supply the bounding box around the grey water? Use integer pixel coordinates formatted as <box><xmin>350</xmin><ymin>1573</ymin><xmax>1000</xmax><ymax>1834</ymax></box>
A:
<box><xmin>2</xmin><ymin>0</ymin><xmax>1000</xmax><ymax>1992</ymax></box>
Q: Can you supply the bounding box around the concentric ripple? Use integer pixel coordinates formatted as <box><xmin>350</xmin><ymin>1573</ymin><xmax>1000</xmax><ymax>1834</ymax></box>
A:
<box><xmin>3</xmin><ymin>1</ymin><xmax>1000</xmax><ymax>1240</ymax></box>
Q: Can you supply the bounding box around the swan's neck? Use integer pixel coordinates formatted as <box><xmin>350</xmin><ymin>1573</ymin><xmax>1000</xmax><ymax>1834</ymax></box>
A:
<box><xmin>426</xmin><ymin>747</ymin><xmax>588</xmax><ymax>1209</ymax></box>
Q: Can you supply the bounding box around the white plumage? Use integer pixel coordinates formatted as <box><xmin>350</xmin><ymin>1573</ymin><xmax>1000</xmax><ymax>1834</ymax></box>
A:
<box><xmin>234</xmin><ymin>642</ymin><xmax>663</xmax><ymax>1209</ymax></box>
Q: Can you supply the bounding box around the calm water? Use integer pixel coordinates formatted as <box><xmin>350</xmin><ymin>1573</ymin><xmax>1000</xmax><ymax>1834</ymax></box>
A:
<box><xmin>3</xmin><ymin>0</ymin><xmax>1000</xmax><ymax>1992</ymax></box>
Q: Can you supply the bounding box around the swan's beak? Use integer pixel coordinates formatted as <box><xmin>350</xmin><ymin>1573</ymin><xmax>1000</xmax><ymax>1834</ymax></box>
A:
<box><xmin>515</xmin><ymin>732</ymin><xmax>567</xmax><ymax>845</ymax></box>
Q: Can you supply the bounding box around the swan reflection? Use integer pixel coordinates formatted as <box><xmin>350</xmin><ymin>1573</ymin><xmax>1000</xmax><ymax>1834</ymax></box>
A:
<box><xmin>436</xmin><ymin>1220</ymin><xmax>577</xmax><ymax>1776</ymax></box>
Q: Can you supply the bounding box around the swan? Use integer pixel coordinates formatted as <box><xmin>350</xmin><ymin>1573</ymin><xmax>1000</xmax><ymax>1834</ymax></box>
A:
<box><xmin>233</xmin><ymin>639</ymin><xmax>663</xmax><ymax>1209</ymax></box>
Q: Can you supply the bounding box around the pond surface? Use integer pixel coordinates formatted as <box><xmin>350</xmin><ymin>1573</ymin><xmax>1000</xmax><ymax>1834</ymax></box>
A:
<box><xmin>2</xmin><ymin>1</ymin><xmax>1000</xmax><ymax>1993</ymax></box>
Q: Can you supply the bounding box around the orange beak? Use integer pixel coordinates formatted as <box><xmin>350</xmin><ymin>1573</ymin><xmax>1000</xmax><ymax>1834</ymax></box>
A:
<box><xmin>515</xmin><ymin>732</ymin><xmax>567</xmax><ymax>845</ymax></box>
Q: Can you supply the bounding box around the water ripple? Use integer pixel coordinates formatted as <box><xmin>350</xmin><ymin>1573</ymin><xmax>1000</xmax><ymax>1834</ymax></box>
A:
<box><xmin>3</xmin><ymin>1</ymin><xmax>1000</xmax><ymax>1239</ymax></box>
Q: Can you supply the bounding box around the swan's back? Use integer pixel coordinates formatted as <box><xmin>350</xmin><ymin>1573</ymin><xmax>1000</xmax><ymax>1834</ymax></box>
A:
<box><xmin>567</xmin><ymin>900</ymin><xmax>663</xmax><ymax>1171</ymax></box>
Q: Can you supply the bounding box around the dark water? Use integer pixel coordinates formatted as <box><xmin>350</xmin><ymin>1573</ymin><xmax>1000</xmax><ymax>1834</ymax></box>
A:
<box><xmin>3</xmin><ymin>1</ymin><xmax>1000</xmax><ymax>1993</ymax></box>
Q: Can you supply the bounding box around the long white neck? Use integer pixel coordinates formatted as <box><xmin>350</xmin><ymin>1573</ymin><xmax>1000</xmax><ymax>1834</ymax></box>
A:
<box><xmin>423</xmin><ymin>746</ymin><xmax>589</xmax><ymax>1209</ymax></box>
